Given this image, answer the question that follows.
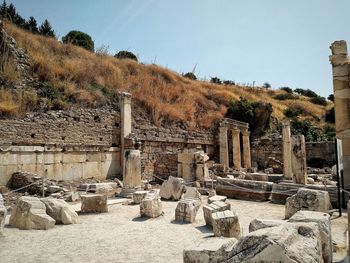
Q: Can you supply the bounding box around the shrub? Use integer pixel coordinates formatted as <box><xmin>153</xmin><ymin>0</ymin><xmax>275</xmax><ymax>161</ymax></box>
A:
<box><xmin>226</xmin><ymin>97</ymin><xmax>254</xmax><ymax>126</ymax></box>
<box><xmin>284</xmin><ymin>107</ymin><xmax>302</xmax><ymax>118</ymax></box>
<box><xmin>327</xmin><ymin>94</ymin><xmax>334</xmax><ymax>102</ymax></box>
<box><xmin>279</xmin><ymin>87</ymin><xmax>293</xmax><ymax>93</ymax></box>
<box><xmin>310</xmin><ymin>96</ymin><xmax>327</xmax><ymax>106</ymax></box>
<box><xmin>62</xmin><ymin>30</ymin><xmax>94</xmax><ymax>51</ymax></box>
<box><xmin>223</xmin><ymin>80</ymin><xmax>235</xmax><ymax>86</ymax></box>
<box><xmin>325</xmin><ymin>107</ymin><xmax>335</xmax><ymax>123</ymax></box>
<box><xmin>274</xmin><ymin>93</ymin><xmax>297</xmax><ymax>100</ymax></box>
<box><xmin>183</xmin><ymin>72</ymin><xmax>197</xmax><ymax>80</ymax></box>
<box><xmin>263</xmin><ymin>82</ymin><xmax>271</xmax><ymax>89</ymax></box>
<box><xmin>38</xmin><ymin>83</ymin><xmax>61</xmax><ymax>100</ymax></box>
<box><xmin>294</xmin><ymin>88</ymin><xmax>318</xmax><ymax>98</ymax></box>
<box><xmin>291</xmin><ymin>119</ymin><xmax>326</xmax><ymax>141</ymax></box>
<box><xmin>210</xmin><ymin>77</ymin><xmax>222</xmax><ymax>84</ymax></box>
<box><xmin>324</xmin><ymin>125</ymin><xmax>336</xmax><ymax>141</ymax></box>
<box><xmin>114</xmin><ymin>50</ymin><xmax>138</xmax><ymax>61</ymax></box>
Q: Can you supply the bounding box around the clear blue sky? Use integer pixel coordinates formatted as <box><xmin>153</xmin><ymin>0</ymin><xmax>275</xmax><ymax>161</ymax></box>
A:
<box><xmin>8</xmin><ymin>0</ymin><xmax>350</xmax><ymax>97</ymax></box>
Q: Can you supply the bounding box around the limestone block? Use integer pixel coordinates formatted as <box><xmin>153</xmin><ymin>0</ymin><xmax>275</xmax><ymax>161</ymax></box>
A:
<box><xmin>89</xmin><ymin>182</ymin><xmax>118</xmax><ymax>197</ymax></box>
<box><xmin>133</xmin><ymin>190</ymin><xmax>149</xmax><ymax>204</ymax></box>
<box><xmin>208</xmin><ymin>195</ymin><xmax>227</xmax><ymax>204</ymax></box>
<box><xmin>203</xmin><ymin>201</ymin><xmax>231</xmax><ymax>226</ymax></box>
<box><xmin>159</xmin><ymin>176</ymin><xmax>185</xmax><ymax>201</ymax></box>
<box><xmin>227</xmin><ymin>223</ymin><xmax>323</xmax><ymax>262</ymax></box>
<box><xmin>175</xmin><ymin>198</ymin><xmax>201</xmax><ymax>223</ymax></box>
<box><xmin>178</xmin><ymin>153</ymin><xmax>194</xmax><ymax>164</ymax></box>
<box><xmin>9</xmin><ymin>196</ymin><xmax>56</xmax><ymax>230</ymax></box>
<box><xmin>64</xmin><ymin>191</ymin><xmax>81</xmax><ymax>202</ymax></box>
<box><xmin>81</xmin><ymin>194</ymin><xmax>108</xmax><ymax>213</ymax></box>
<box><xmin>194</xmin><ymin>151</ymin><xmax>209</xmax><ymax>164</ymax></box>
<box><xmin>289</xmin><ymin>211</ymin><xmax>332</xmax><ymax>263</ymax></box>
<box><xmin>140</xmin><ymin>191</ymin><xmax>163</xmax><ymax>218</ymax></box>
<box><xmin>248</xmin><ymin>218</ymin><xmax>284</xmax><ymax>233</ymax></box>
<box><xmin>183</xmin><ymin>238</ymin><xmax>237</xmax><ymax>263</ymax></box>
<box><xmin>0</xmin><ymin>194</ymin><xmax>6</xmax><ymax>236</ymax></box>
<box><xmin>181</xmin><ymin>163</ymin><xmax>195</xmax><ymax>182</ymax></box>
<box><xmin>212</xmin><ymin>210</ymin><xmax>240</xmax><ymax>238</ymax></box>
<box><xmin>285</xmin><ymin>188</ymin><xmax>332</xmax><ymax>219</ymax></box>
<box><xmin>195</xmin><ymin>164</ymin><xmax>209</xmax><ymax>180</ymax></box>
<box><xmin>41</xmin><ymin>198</ymin><xmax>79</xmax><ymax>225</ymax></box>
<box><xmin>183</xmin><ymin>186</ymin><xmax>201</xmax><ymax>200</ymax></box>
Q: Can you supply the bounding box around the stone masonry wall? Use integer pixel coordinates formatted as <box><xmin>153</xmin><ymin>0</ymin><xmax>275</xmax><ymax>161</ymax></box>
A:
<box><xmin>0</xmin><ymin>108</ymin><xmax>121</xmax><ymax>146</ymax></box>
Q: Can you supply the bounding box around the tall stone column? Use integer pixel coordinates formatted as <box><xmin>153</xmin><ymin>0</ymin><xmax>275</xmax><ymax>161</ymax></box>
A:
<box><xmin>282</xmin><ymin>119</ymin><xmax>293</xmax><ymax>179</ymax></box>
<box><xmin>120</xmin><ymin>92</ymin><xmax>132</xmax><ymax>176</ymax></box>
<box><xmin>232</xmin><ymin>128</ymin><xmax>241</xmax><ymax>171</ymax></box>
<box><xmin>219</xmin><ymin>127</ymin><xmax>229</xmax><ymax>169</ymax></box>
<box><xmin>291</xmin><ymin>135</ymin><xmax>307</xmax><ymax>185</ymax></box>
<box><xmin>330</xmin><ymin>41</ymin><xmax>350</xmax><ymax>189</ymax></box>
<box><xmin>242</xmin><ymin>129</ymin><xmax>251</xmax><ymax>169</ymax></box>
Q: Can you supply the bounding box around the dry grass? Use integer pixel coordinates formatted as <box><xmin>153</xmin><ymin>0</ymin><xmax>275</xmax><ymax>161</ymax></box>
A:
<box><xmin>4</xmin><ymin>23</ymin><xmax>330</xmax><ymax>128</ymax></box>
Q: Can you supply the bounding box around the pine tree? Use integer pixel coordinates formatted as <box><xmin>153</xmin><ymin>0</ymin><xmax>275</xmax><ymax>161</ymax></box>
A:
<box><xmin>14</xmin><ymin>13</ymin><xmax>25</xmax><ymax>28</ymax></box>
<box><xmin>39</xmin><ymin>19</ymin><xmax>55</xmax><ymax>38</ymax></box>
<box><xmin>6</xmin><ymin>3</ymin><xmax>15</xmax><ymax>22</ymax></box>
<box><xmin>0</xmin><ymin>0</ymin><xmax>7</xmax><ymax>19</ymax></box>
<box><xmin>25</xmin><ymin>16</ymin><xmax>38</xmax><ymax>33</ymax></box>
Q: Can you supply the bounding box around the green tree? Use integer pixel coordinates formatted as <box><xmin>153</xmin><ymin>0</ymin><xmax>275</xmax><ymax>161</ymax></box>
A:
<box><xmin>0</xmin><ymin>0</ymin><xmax>7</xmax><ymax>19</ymax></box>
<box><xmin>25</xmin><ymin>16</ymin><xmax>38</xmax><ymax>33</ymax></box>
<box><xmin>114</xmin><ymin>50</ymin><xmax>138</xmax><ymax>61</ymax></box>
<box><xmin>327</xmin><ymin>94</ymin><xmax>334</xmax><ymax>102</ymax></box>
<box><xmin>39</xmin><ymin>19</ymin><xmax>55</xmax><ymax>38</ymax></box>
<box><xmin>183</xmin><ymin>72</ymin><xmax>197</xmax><ymax>80</ymax></box>
<box><xmin>210</xmin><ymin>77</ymin><xmax>222</xmax><ymax>84</ymax></box>
<box><xmin>62</xmin><ymin>30</ymin><xmax>94</xmax><ymax>51</ymax></box>
<box><xmin>263</xmin><ymin>82</ymin><xmax>271</xmax><ymax>89</ymax></box>
<box><xmin>6</xmin><ymin>3</ymin><xmax>15</xmax><ymax>22</ymax></box>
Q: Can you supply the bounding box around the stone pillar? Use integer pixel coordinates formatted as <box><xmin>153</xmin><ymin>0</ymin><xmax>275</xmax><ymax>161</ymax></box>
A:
<box><xmin>219</xmin><ymin>127</ymin><xmax>229</xmax><ymax>169</ymax></box>
<box><xmin>291</xmin><ymin>135</ymin><xmax>307</xmax><ymax>185</ymax></box>
<box><xmin>120</xmin><ymin>149</ymin><xmax>141</xmax><ymax>197</ymax></box>
<box><xmin>330</xmin><ymin>41</ymin><xmax>350</xmax><ymax>189</ymax></box>
<box><xmin>232</xmin><ymin>128</ymin><xmax>241</xmax><ymax>170</ymax></box>
<box><xmin>120</xmin><ymin>92</ymin><xmax>132</xmax><ymax>176</ymax></box>
<box><xmin>282</xmin><ymin>119</ymin><xmax>293</xmax><ymax>179</ymax></box>
<box><xmin>242</xmin><ymin>129</ymin><xmax>251</xmax><ymax>169</ymax></box>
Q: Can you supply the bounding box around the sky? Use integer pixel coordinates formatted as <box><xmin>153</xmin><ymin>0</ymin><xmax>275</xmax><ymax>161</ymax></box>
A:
<box><xmin>7</xmin><ymin>0</ymin><xmax>350</xmax><ymax>97</ymax></box>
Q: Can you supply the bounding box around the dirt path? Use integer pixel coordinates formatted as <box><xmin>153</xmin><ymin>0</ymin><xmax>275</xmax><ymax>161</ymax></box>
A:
<box><xmin>0</xmin><ymin>197</ymin><xmax>347</xmax><ymax>263</ymax></box>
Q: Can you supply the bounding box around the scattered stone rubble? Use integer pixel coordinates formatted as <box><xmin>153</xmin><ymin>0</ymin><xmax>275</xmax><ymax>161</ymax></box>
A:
<box><xmin>41</xmin><ymin>198</ymin><xmax>79</xmax><ymax>225</ymax></box>
<box><xmin>140</xmin><ymin>190</ymin><xmax>163</xmax><ymax>218</ymax></box>
<box><xmin>159</xmin><ymin>176</ymin><xmax>185</xmax><ymax>201</ymax></box>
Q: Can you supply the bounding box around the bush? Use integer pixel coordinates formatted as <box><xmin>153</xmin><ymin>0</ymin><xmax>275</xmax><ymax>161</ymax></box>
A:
<box><xmin>279</xmin><ymin>87</ymin><xmax>293</xmax><ymax>93</ymax></box>
<box><xmin>310</xmin><ymin>96</ymin><xmax>327</xmax><ymax>106</ymax></box>
<box><xmin>263</xmin><ymin>82</ymin><xmax>271</xmax><ymax>89</ymax></box>
<box><xmin>324</xmin><ymin>125</ymin><xmax>336</xmax><ymax>141</ymax></box>
<box><xmin>291</xmin><ymin>119</ymin><xmax>326</xmax><ymax>141</ymax></box>
<box><xmin>223</xmin><ymin>80</ymin><xmax>235</xmax><ymax>86</ymax></box>
<box><xmin>284</xmin><ymin>107</ymin><xmax>302</xmax><ymax>118</ymax></box>
<box><xmin>183</xmin><ymin>72</ymin><xmax>197</xmax><ymax>80</ymax></box>
<box><xmin>210</xmin><ymin>77</ymin><xmax>222</xmax><ymax>84</ymax></box>
<box><xmin>114</xmin><ymin>50</ymin><xmax>138</xmax><ymax>62</ymax></box>
<box><xmin>327</xmin><ymin>94</ymin><xmax>334</xmax><ymax>102</ymax></box>
<box><xmin>325</xmin><ymin>107</ymin><xmax>335</xmax><ymax>123</ymax></box>
<box><xmin>226</xmin><ymin>97</ymin><xmax>254</xmax><ymax>126</ymax></box>
<box><xmin>294</xmin><ymin>88</ymin><xmax>318</xmax><ymax>98</ymax></box>
<box><xmin>274</xmin><ymin>93</ymin><xmax>297</xmax><ymax>100</ymax></box>
<box><xmin>62</xmin><ymin>30</ymin><xmax>94</xmax><ymax>51</ymax></box>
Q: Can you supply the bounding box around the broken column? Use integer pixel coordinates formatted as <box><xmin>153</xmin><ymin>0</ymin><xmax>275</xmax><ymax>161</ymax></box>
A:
<box><xmin>212</xmin><ymin>210</ymin><xmax>241</xmax><ymax>238</ymax></box>
<box><xmin>140</xmin><ymin>191</ymin><xmax>163</xmax><ymax>218</ymax></box>
<box><xmin>175</xmin><ymin>198</ymin><xmax>201</xmax><ymax>223</ymax></box>
<box><xmin>291</xmin><ymin>135</ymin><xmax>307</xmax><ymax>185</ymax></box>
<box><xmin>194</xmin><ymin>151</ymin><xmax>209</xmax><ymax>181</ymax></box>
<box><xmin>232</xmin><ymin>128</ymin><xmax>241</xmax><ymax>171</ymax></box>
<box><xmin>282</xmin><ymin>119</ymin><xmax>293</xmax><ymax>179</ymax></box>
<box><xmin>178</xmin><ymin>153</ymin><xmax>195</xmax><ymax>182</ymax></box>
<box><xmin>242</xmin><ymin>128</ymin><xmax>251</xmax><ymax>169</ymax></box>
<box><xmin>120</xmin><ymin>149</ymin><xmax>142</xmax><ymax>197</ymax></box>
<box><xmin>219</xmin><ymin>127</ymin><xmax>229</xmax><ymax>169</ymax></box>
<box><xmin>330</xmin><ymin>41</ymin><xmax>350</xmax><ymax>190</ymax></box>
<box><xmin>120</xmin><ymin>92</ymin><xmax>132</xmax><ymax>176</ymax></box>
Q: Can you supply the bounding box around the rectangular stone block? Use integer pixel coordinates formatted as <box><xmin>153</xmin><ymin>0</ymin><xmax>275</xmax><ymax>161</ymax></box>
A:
<box><xmin>175</xmin><ymin>198</ymin><xmax>201</xmax><ymax>223</ymax></box>
<box><xmin>212</xmin><ymin>210</ymin><xmax>241</xmax><ymax>238</ymax></box>
<box><xmin>178</xmin><ymin>153</ymin><xmax>194</xmax><ymax>164</ymax></box>
<box><xmin>81</xmin><ymin>194</ymin><xmax>108</xmax><ymax>213</ymax></box>
<box><xmin>203</xmin><ymin>201</ymin><xmax>231</xmax><ymax>226</ymax></box>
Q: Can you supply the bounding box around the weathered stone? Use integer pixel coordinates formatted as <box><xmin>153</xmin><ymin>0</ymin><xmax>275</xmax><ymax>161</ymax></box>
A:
<box><xmin>194</xmin><ymin>151</ymin><xmax>209</xmax><ymax>164</ymax></box>
<box><xmin>81</xmin><ymin>194</ymin><xmax>108</xmax><ymax>213</ymax></box>
<box><xmin>133</xmin><ymin>190</ymin><xmax>149</xmax><ymax>204</ymax></box>
<box><xmin>208</xmin><ymin>195</ymin><xmax>227</xmax><ymax>204</ymax></box>
<box><xmin>183</xmin><ymin>187</ymin><xmax>201</xmax><ymax>200</ymax></box>
<box><xmin>285</xmin><ymin>188</ymin><xmax>332</xmax><ymax>219</ymax></box>
<box><xmin>307</xmin><ymin>177</ymin><xmax>315</xmax><ymax>184</ymax></box>
<box><xmin>203</xmin><ymin>201</ymin><xmax>231</xmax><ymax>226</ymax></box>
<box><xmin>47</xmin><ymin>185</ymin><xmax>63</xmax><ymax>193</ymax></box>
<box><xmin>178</xmin><ymin>153</ymin><xmax>195</xmax><ymax>164</ymax></box>
<box><xmin>207</xmin><ymin>189</ymin><xmax>216</xmax><ymax>198</ymax></box>
<box><xmin>89</xmin><ymin>182</ymin><xmax>118</xmax><ymax>197</ymax></box>
<box><xmin>120</xmin><ymin>149</ymin><xmax>142</xmax><ymax>197</ymax></box>
<box><xmin>183</xmin><ymin>238</ymin><xmax>237</xmax><ymax>263</ymax></box>
<box><xmin>291</xmin><ymin>135</ymin><xmax>307</xmax><ymax>185</ymax></box>
<box><xmin>227</xmin><ymin>223</ymin><xmax>323</xmax><ymax>262</ymax></box>
<box><xmin>140</xmin><ymin>191</ymin><xmax>163</xmax><ymax>218</ymax></box>
<box><xmin>41</xmin><ymin>198</ymin><xmax>79</xmax><ymax>225</ymax></box>
<box><xmin>212</xmin><ymin>210</ymin><xmax>240</xmax><ymax>238</ymax></box>
<box><xmin>175</xmin><ymin>198</ymin><xmax>201</xmax><ymax>223</ymax></box>
<box><xmin>159</xmin><ymin>176</ymin><xmax>185</xmax><ymax>201</ymax></box>
<box><xmin>248</xmin><ymin>218</ymin><xmax>285</xmax><ymax>233</ymax></box>
<box><xmin>0</xmin><ymin>194</ymin><xmax>6</xmax><ymax>235</ymax></box>
<box><xmin>289</xmin><ymin>210</ymin><xmax>332</xmax><ymax>263</ymax></box>
<box><xmin>9</xmin><ymin>196</ymin><xmax>55</xmax><ymax>230</ymax></box>
<box><xmin>64</xmin><ymin>191</ymin><xmax>81</xmax><ymax>202</ymax></box>
<box><xmin>195</xmin><ymin>163</ymin><xmax>209</xmax><ymax>181</ymax></box>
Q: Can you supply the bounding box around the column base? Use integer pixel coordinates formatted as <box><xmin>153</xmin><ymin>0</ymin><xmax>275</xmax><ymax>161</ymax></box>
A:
<box><xmin>119</xmin><ymin>187</ymin><xmax>142</xmax><ymax>198</ymax></box>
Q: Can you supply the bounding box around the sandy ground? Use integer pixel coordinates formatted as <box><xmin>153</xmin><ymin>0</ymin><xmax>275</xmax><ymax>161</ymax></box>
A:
<box><xmin>0</xmin><ymin>197</ymin><xmax>348</xmax><ymax>263</ymax></box>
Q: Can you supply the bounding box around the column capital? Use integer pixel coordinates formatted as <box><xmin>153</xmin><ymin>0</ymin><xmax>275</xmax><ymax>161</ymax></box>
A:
<box><xmin>232</xmin><ymin>128</ymin><xmax>240</xmax><ymax>135</ymax></box>
<box><xmin>219</xmin><ymin>126</ymin><xmax>228</xmax><ymax>132</ymax></box>
<box><xmin>241</xmin><ymin>129</ymin><xmax>250</xmax><ymax>136</ymax></box>
<box><xmin>282</xmin><ymin>118</ymin><xmax>290</xmax><ymax>126</ymax></box>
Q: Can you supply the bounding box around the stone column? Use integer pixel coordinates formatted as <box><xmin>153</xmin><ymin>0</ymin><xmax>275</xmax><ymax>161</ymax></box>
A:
<box><xmin>232</xmin><ymin>128</ymin><xmax>241</xmax><ymax>171</ymax></box>
<box><xmin>120</xmin><ymin>149</ymin><xmax>141</xmax><ymax>197</ymax></box>
<box><xmin>330</xmin><ymin>41</ymin><xmax>350</xmax><ymax>189</ymax></box>
<box><xmin>120</xmin><ymin>92</ymin><xmax>132</xmax><ymax>176</ymax></box>
<box><xmin>242</xmin><ymin>129</ymin><xmax>251</xmax><ymax>169</ymax></box>
<box><xmin>219</xmin><ymin>127</ymin><xmax>229</xmax><ymax>169</ymax></box>
<box><xmin>282</xmin><ymin>119</ymin><xmax>293</xmax><ymax>179</ymax></box>
<box><xmin>291</xmin><ymin>135</ymin><xmax>307</xmax><ymax>185</ymax></box>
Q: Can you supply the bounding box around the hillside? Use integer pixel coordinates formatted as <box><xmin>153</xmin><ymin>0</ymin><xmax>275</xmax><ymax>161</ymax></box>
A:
<box><xmin>0</xmin><ymin>22</ymin><xmax>332</xmax><ymax>132</ymax></box>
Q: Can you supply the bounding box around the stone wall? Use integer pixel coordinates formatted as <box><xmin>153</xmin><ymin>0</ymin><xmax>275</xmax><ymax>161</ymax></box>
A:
<box><xmin>0</xmin><ymin>145</ymin><xmax>121</xmax><ymax>185</ymax></box>
<box><xmin>0</xmin><ymin>108</ymin><xmax>121</xmax><ymax>146</ymax></box>
<box><xmin>251</xmin><ymin>136</ymin><xmax>336</xmax><ymax>169</ymax></box>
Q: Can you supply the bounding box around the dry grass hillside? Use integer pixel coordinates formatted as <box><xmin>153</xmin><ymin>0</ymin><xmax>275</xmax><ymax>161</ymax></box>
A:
<box><xmin>0</xmin><ymin>23</ymin><xmax>331</xmax><ymax>129</ymax></box>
